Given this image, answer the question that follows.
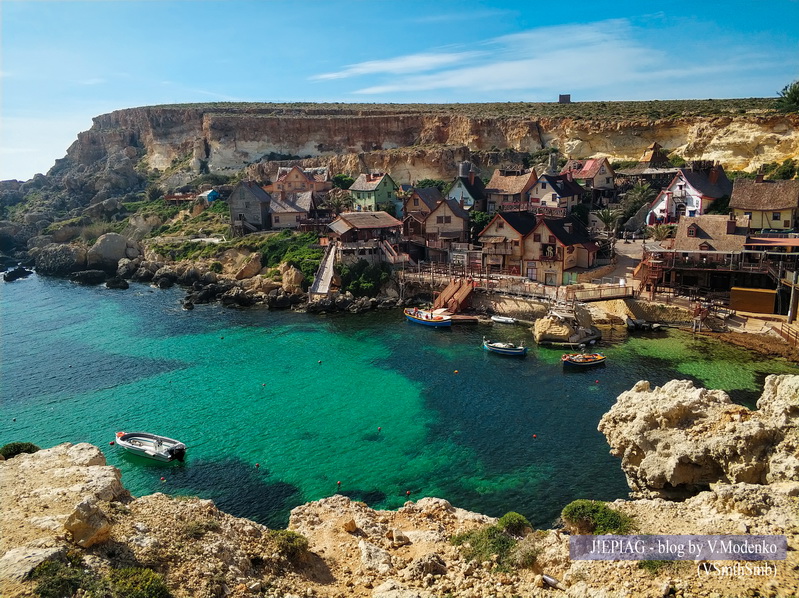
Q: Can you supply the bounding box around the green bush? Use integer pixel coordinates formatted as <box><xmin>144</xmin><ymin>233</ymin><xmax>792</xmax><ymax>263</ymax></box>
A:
<box><xmin>337</xmin><ymin>259</ymin><xmax>391</xmax><ymax>297</ymax></box>
<box><xmin>561</xmin><ymin>500</ymin><xmax>634</xmax><ymax>535</ymax></box>
<box><xmin>497</xmin><ymin>511</ymin><xmax>532</xmax><ymax>536</ymax></box>
<box><xmin>452</xmin><ymin>525</ymin><xmax>516</xmax><ymax>568</ymax></box>
<box><xmin>269</xmin><ymin>530</ymin><xmax>309</xmax><ymax>561</ymax></box>
<box><xmin>209</xmin><ymin>261</ymin><xmax>223</xmax><ymax>273</ymax></box>
<box><xmin>31</xmin><ymin>554</ymin><xmax>101</xmax><ymax>598</ymax></box>
<box><xmin>181</xmin><ymin>519</ymin><xmax>220</xmax><ymax>539</ymax></box>
<box><xmin>109</xmin><ymin>567</ymin><xmax>171</xmax><ymax>598</ymax></box>
<box><xmin>0</xmin><ymin>441</ymin><xmax>40</xmax><ymax>459</ymax></box>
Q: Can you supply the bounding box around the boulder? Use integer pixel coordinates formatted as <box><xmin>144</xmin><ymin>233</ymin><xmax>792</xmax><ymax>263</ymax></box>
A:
<box><xmin>235</xmin><ymin>254</ymin><xmax>262</xmax><ymax>280</ymax></box>
<box><xmin>0</xmin><ymin>546</ymin><xmax>65</xmax><ymax>582</ymax></box>
<box><xmin>3</xmin><ymin>266</ymin><xmax>33</xmax><ymax>282</ymax></box>
<box><xmin>64</xmin><ymin>497</ymin><xmax>112</xmax><ymax>548</ymax></box>
<box><xmin>280</xmin><ymin>263</ymin><xmax>305</xmax><ymax>293</ymax></box>
<box><xmin>105</xmin><ymin>276</ymin><xmax>129</xmax><ymax>290</ymax></box>
<box><xmin>70</xmin><ymin>270</ymin><xmax>109</xmax><ymax>285</ymax></box>
<box><xmin>358</xmin><ymin>539</ymin><xmax>393</xmax><ymax>574</ymax></box>
<box><xmin>598</xmin><ymin>376</ymin><xmax>799</xmax><ymax>499</ymax></box>
<box><xmin>35</xmin><ymin>243</ymin><xmax>87</xmax><ymax>275</ymax></box>
<box><xmin>87</xmin><ymin>233</ymin><xmax>130</xmax><ymax>272</ymax></box>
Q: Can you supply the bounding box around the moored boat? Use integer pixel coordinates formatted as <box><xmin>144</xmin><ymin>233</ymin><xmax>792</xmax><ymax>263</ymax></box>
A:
<box><xmin>491</xmin><ymin>315</ymin><xmax>518</xmax><ymax>324</ymax></box>
<box><xmin>483</xmin><ymin>337</ymin><xmax>528</xmax><ymax>357</ymax></box>
<box><xmin>404</xmin><ymin>308</ymin><xmax>452</xmax><ymax>327</ymax></box>
<box><xmin>561</xmin><ymin>352</ymin><xmax>606</xmax><ymax>367</ymax></box>
<box><xmin>115</xmin><ymin>431</ymin><xmax>187</xmax><ymax>462</ymax></box>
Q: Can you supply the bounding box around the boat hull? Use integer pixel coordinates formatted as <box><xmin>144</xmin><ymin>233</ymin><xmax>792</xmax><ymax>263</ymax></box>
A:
<box><xmin>115</xmin><ymin>432</ymin><xmax>186</xmax><ymax>462</ymax></box>
<box><xmin>561</xmin><ymin>353</ymin><xmax>606</xmax><ymax>367</ymax></box>
<box><xmin>483</xmin><ymin>340</ymin><xmax>528</xmax><ymax>357</ymax></box>
<box><xmin>404</xmin><ymin>309</ymin><xmax>452</xmax><ymax>327</ymax></box>
<box><xmin>491</xmin><ymin>316</ymin><xmax>517</xmax><ymax>324</ymax></box>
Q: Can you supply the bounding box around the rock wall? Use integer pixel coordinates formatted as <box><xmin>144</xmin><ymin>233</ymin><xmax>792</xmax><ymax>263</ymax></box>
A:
<box><xmin>598</xmin><ymin>375</ymin><xmax>799</xmax><ymax>499</ymax></box>
<box><xmin>58</xmin><ymin>105</ymin><xmax>799</xmax><ymax>183</ymax></box>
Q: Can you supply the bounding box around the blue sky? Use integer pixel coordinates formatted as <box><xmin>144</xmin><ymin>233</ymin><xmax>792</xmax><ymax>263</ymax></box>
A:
<box><xmin>2</xmin><ymin>0</ymin><xmax>798</xmax><ymax>181</ymax></box>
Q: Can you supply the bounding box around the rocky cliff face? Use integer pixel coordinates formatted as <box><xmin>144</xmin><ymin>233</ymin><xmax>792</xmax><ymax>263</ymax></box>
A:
<box><xmin>58</xmin><ymin>105</ymin><xmax>799</xmax><ymax>184</ymax></box>
<box><xmin>3</xmin><ymin>376</ymin><xmax>798</xmax><ymax>598</ymax></box>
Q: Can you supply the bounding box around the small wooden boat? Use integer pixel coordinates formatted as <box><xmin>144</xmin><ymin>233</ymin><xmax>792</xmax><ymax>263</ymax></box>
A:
<box><xmin>404</xmin><ymin>308</ymin><xmax>452</xmax><ymax>327</ymax></box>
<box><xmin>561</xmin><ymin>352</ymin><xmax>606</xmax><ymax>367</ymax></box>
<box><xmin>115</xmin><ymin>431</ymin><xmax>186</xmax><ymax>462</ymax></box>
<box><xmin>491</xmin><ymin>315</ymin><xmax>517</xmax><ymax>324</ymax></box>
<box><xmin>483</xmin><ymin>337</ymin><xmax>528</xmax><ymax>357</ymax></box>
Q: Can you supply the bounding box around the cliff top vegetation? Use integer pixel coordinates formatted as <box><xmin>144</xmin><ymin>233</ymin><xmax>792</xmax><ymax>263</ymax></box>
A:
<box><xmin>124</xmin><ymin>97</ymin><xmax>779</xmax><ymax>121</ymax></box>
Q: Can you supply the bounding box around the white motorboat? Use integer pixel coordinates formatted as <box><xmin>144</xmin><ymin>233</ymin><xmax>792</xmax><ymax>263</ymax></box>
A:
<box><xmin>115</xmin><ymin>431</ymin><xmax>186</xmax><ymax>462</ymax></box>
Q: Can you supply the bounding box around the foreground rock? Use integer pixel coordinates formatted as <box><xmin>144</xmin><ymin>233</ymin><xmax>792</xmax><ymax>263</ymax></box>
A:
<box><xmin>3</xmin><ymin>378</ymin><xmax>798</xmax><ymax>597</ymax></box>
<box><xmin>598</xmin><ymin>375</ymin><xmax>799</xmax><ymax>499</ymax></box>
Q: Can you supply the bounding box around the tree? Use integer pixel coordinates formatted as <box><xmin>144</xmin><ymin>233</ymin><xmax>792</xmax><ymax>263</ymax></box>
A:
<box><xmin>332</xmin><ymin>174</ymin><xmax>355</xmax><ymax>189</ymax></box>
<box><xmin>469</xmin><ymin>211</ymin><xmax>491</xmax><ymax>243</ymax></box>
<box><xmin>621</xmin><ymin>183</ymin><xmax>657</xmax><ymax>220</ymax></box>
<box><xmin>775</xmin><ymin>80</ymin><xmax>799</xmax><ymax>113</ymax></box>
<box><xmin>322</xmin><ymin>188</ymin><xmax>352</xmax><ymax>215</ymax></box>
<box><xmin>416</xmin><ymin>179</ymin><xmax>448</xmax><ymax>192</ymax></box>
<box><xmin>146</xmin><ymin>185</ymin><xmax>163</xmax><ymax>201</ymax></box>
<box><xmin>595</xmin><ymin>208</ymin><xmax>621</xmax><ymax>235</ymax></box>
<box><xmin>646</xmin><ymin>223</ymin><xmax>676</xmax><ymax>241</ymax></box>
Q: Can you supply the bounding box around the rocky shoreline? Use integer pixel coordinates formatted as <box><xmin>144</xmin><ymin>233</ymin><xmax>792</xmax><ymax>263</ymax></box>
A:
<box><xmin>2</xmin><ymin>376</ymin><xmax>797</xmax><ymax>598</ymax></box>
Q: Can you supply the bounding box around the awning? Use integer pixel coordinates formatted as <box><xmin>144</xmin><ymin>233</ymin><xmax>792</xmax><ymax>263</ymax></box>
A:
<box><xmin>481</xmin><ymin>236</ymin><xmax>508</xmax><ymax>244</ymax></box>
<box><xmin>745</xmin><ymin>237</ymin><xmax>799</xmax><ymax>247</ymax></box>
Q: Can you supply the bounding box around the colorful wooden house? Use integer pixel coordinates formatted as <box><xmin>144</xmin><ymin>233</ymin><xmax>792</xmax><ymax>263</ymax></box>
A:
<box><xmin>522</xmin><ymin>216</ymin><xmax>597</xmax><ymax>285</ymax></box>
<box><xmin>269</xmin><ymin>191</ymin><xmax>316</xmax><ymax>230</ymax></box>
<box><xmin>729</xmin><ymin>177</ymin><xmax>799</xmax><ymax>231</ymax></box>
<box><xmin>647</xmin><ymin>163</ymin><xmax>732</xmax><ymax>224</ymax></box>
<box><xmin>528</xmin><ymin>174</ymin><xmax>585</xmax><ymax>216</ymax></box>
<box><xmin>484</xmin><ymin>168</ymin><xmax>538</xmax><ymax>213</ymax></box>
<box><xmin>349</xmin><ymin>173</ymin><xmax>399</xmax><ymax>212</ymax></box>
<box><xmin>446</xmin><ymin>162</ymin><xmax>487</xmax><ymax>211</ymax></box>
<box><xmin>477</xmin><ymin>212</ymin><xmax>538</xmax><ymax>274</ymax></box>
<box><xmin>560</xmin><ymin>157</ymin><xmax>615</xmax><ymax>205</ymax></box>
<box><xmin>266</xmin><ymin>166</ymin><xmax>332</xmax><ymax>194</ymax></box>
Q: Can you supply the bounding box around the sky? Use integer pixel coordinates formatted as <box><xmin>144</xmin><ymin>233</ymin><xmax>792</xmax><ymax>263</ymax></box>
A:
<box><xmin>1</xmin><ymin>0</ymin><xmax>798</xmax><ymax>181</ymax></box>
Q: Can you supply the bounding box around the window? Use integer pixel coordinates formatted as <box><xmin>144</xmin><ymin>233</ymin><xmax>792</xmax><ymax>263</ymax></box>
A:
<box><xmin>549</xmin><ymin>235</ymin><xmax>556</xmax><ymax>244</ymax></box>
<box><xmin>445</xmin><ymin>216</ymin><xmax>452</xmax><ymax>224</ymax></box>
<box><xmin>513</xmin><ymin>240</ymin><xmax>520</xmax><ymax>247</ymax></box>
<box><xmin>687</xmin><ymin>226</ymin><xmax>697</xmax><ymax>237</ymax></box>
<box><xmin>274</xmin><ymin>215</ymin><xmax>280</xmax><ymax>223</ymax></box>
<box><xmin>497</xmin><ymin>221</ymin><xmax>504</xmax><ymax>229</ymax></box>
<box><xmin>413</xmin><ymin>199</ymin><xmax>419</xmax><ymax>207</ymax></box>
<box><xmin>533</xmin><ymin>233</ymin><xmax>541</xmax><ymax>242</ymax></box>
<box><xmin>606</xmin><ymin>177</ymin><xmax>612</xmax><ymax>184</ymax></box>
<box><xmin>772</xmin><ymin>212</ymin><xmax>781</xmax><ymax>221</ymax></box>
<box><xmin>244</xmin><ymin>201</ymin><xmax>250</xmax><ymax>208</ymax></box>
<box><xmin>296</xmin><ymin>215</ymin><xmax>301</xmax><ymax>222</ymax></box>
<box><xmin>744</xmin><ymin>212</ymin><xmax>752</xmax><ymax>219</ymax></box>
<box><xmin>541</xmin><ymin>183</ymin><xmax>547</xmax><ymax>189</ymax></box>
<box><xmin>436</xmin><ymin>216</ymin><xmax>444</xmax><ymax>224</ymax></box>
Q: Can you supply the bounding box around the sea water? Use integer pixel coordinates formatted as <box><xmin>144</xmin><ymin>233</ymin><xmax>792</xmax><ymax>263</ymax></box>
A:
<box><xmin>2</xmin><ymin>276</ymin><xmax>797</xmax><ymax>529</ymax></box>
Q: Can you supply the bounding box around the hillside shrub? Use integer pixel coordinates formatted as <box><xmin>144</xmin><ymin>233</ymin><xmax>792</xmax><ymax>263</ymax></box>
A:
<box><xmin>269</xmin><ymin>530</ymin><xmax>309</xmax><ymax>560</ymax></box>
<box><xmin>31</xmin><ymin>554</ymin><xmax>102</xmax><ymax>598</ymax></box>
<box><xmin>451</xmin><ymin>525</ymin><xmax>516</xmax><ymax>566</ymax></box>
<box><xmin>0</xmin><ymin>441</ymin><xmax>40</xmax><ymax>459</ymax></box>
<box><xmin>497</xmin><ymin>511</ymin><xmax>531</xmax><ymax>536</ymax></box>
<box><xmin>337</xmin><ymin>260</ymin><xmax>391</xmax><ymax>297</ymax></box>
<box><xmin>109</xmin><ymin>567</ymin><xmax>171</xmax><ymax>598</ymax></box>
<box><xmin>561</xmin><ymin>500</ymin><xmax>633</xmax><ymax>535</ymax></box>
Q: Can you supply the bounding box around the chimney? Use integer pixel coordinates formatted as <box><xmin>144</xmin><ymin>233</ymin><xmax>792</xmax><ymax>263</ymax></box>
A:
<box><xmin>755</xmin><ymin>173</ymin><xmax>764</xmax><ymax>183</ymax></box>
<box><xmin>708</xmin><ymin>166</ymin><xmax>719</xmax><ymax>185</ymax></box>
<box><xmin>469</xmin><ymin>170</ymin><xmax>475</xmax><ymax>185</ymax></box>
<box><xmin>726</xmin><ymin>213</ymin><xmax>736</xmax><ymax>234</ymax></box>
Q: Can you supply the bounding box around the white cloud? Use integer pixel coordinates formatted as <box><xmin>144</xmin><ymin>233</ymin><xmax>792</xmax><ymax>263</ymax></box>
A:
<box><xmin>313</xmin><ymin>52</ymin><xmax>481</xmax><ymax>80</ymax></box>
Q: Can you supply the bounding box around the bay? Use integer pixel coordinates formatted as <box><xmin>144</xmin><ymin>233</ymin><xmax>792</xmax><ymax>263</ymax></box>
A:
<box><xmin>2</xmin><ymin>276</ymin><xmax>797</xmax><ymax>529</ymax></box>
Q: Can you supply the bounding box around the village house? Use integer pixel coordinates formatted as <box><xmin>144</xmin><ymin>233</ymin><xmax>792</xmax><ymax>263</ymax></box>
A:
<box><xmin>528</xmin><ymin>173</ymin><xmax>585</xmax><ymax>217</ymax></box>
<box><xmin>646</xmin><ymin>162</ymin><xmax>732</xmax><ymax>225</ymax></box>
<box><xmin>560</xmin><ymin>157</ymin><xmax>615</xmax><ymax>206</ymax></box>
<box><xmin>636</xmin><ymin>214</ymin><xmax>769</xmax><ymax>301</ymax></box>
<box><xmin>484</xmin><ymin>168</ymin><xmax>538</xmax><ymax>213</ymax></box>
<box><xmin>228</xmin><ymin>181</ymin><xmax>272</xmax><ymax>234</ymax></box>
<box><xmin>402</xmin><ymin>187</ymin><xmax>444</xmax><ymax>243</ymax></box>
<box><xmin>523</xmin><ymin>215</ymin><xmax>597</xmax><ymax>285</ymax></box>
<box><xmin>615</xmin><ymin>142</ymin><xmax>679</xmax><ymax>188</ymax></box>
<box><xmin>445</xmin><ymin>161</ymin><xmax>487</xmax><ymax>211</ymax></box>
<box><xmin>269</xmin><ymin>191</ymin><xmax>315</xmax><ymax>230</ymax></box>
<box><xmin>327</xmin><ymin>211</ymin><xmax>404</xmax><ymax>265</ymax></box>
<box><xmin>422</xmin><ymin>199</ymin><xmax>470</xmax><ymax>262</ymax></box>
<box><xmin>265</xmin><ymin>165</ymin><xmax>332</xmax><ymax>194</ymax></box>
<box><xmin>729</xmin><ymin>176</ymin><xmax>799</xmax><ymax>231</ymax></box>
<box><xmin>478</xmin><ymin>212</ymin><xmax>537</xmax><ymax>274</ymax></box>
<box><xmin>349</xmin><ymin>172</ymin><xmax>399</xmax><ymax>212</ymax></box>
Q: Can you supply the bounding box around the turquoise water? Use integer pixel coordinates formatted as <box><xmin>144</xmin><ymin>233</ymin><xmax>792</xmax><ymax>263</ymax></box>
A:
<box><xmin>2</xmin><ymin>276</ymin><xmax>798</xmax><ymax>529</ymax></box>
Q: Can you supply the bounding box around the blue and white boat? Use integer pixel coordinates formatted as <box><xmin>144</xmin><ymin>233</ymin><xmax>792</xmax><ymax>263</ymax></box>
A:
<box><xmin>483</xmin><ymin>337</ymin><xmax>528</xmax><ymax>357</ymax></box>
<box><xmin>115</xmin><ymin>431</ymin><xmax>186</xmax><ymax>462</ymax></box>
<box><xmin>404</xmin><ymin>308</ymin><xmax>452</xmax><ymax>327</ymax></box>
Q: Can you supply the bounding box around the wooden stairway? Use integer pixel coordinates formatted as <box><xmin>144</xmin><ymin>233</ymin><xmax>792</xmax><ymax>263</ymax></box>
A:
<box><xmin>433</xmin><ymin>278</ymin><xmax>473</xmax><ymax>313</ymax></box>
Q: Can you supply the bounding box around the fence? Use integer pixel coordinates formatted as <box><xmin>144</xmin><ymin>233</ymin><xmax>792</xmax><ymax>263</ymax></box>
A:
<box><xmin>773</xmin><ymin>323</ymin><xmax>799</xmax><ymax>347</ymax></box>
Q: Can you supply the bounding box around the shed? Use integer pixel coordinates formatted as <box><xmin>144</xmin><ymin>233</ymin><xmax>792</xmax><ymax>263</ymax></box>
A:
<box><xmin>729</xmin><ymin>287</ymin><xmax>776</xmax><ymax>314</ymax></box>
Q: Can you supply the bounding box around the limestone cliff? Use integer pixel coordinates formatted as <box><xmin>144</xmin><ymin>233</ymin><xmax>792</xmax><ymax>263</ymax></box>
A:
<box><xmin>57</xmin><ymin>104</ymin><xmax>799</xmax><ymax>184</ymax></box>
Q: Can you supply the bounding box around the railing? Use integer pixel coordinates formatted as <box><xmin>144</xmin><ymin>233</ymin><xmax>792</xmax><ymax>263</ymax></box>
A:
<box><xmin>483</xmin><ymin>246</ymin><xmax>513</xmax><ymax>255</ymax></box>
<box><xmin>773</xmin><ymin>323</ymin><xmax>799</xmax><ymax>347</ymax></box>
<box><xmin>572</xmin><ymin>286</ymin><xmax>635</xmax><ymax>301</ymax></box>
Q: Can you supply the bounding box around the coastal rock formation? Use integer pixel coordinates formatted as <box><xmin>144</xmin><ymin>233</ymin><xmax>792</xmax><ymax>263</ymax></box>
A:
<box><xmin>86</xmin><ymin>232</ymin><xmax>138</xmax><ymax>272</ymax></box>
<box><xmin>598</xmin><ymin>375</ymin><xmax>799</xmax><ymax>499</ymax></box>
<box><xmin>33</xmin><ymin>243</ymin><xmax>87</xmax><ymax>275</ymax></box>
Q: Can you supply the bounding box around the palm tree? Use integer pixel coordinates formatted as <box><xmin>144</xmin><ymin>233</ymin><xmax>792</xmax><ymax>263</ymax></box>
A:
<box><xmin>322</xmin><ymin>188</ymin><xmax>352</xmax><ymax>215</ymax></box>
<box><xmin>595</xmin><ymin>208</ymin><xmax>622</xmax><ymax>235</ymax></box>
<box><xmin>646</xmin><ymin>223</ymin><xmax>676</xmax><ymax>241</ymax></box>
<box><xmin>621</xmin><ymin>183</ymin><xmax>657</xmax><ymax>219</ymax></box>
